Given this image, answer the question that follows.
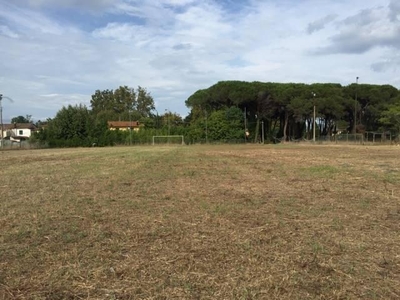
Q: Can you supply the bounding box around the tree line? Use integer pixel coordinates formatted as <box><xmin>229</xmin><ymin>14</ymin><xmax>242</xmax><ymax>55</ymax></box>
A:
<box><xmin>185</xmin><ymin>81</ymin><xmax>400</xmax><ymax>142</ymax></box>
<box><xmin>32</xmin><ymin>86</ymin><xmax>180</xmax><ymax>147</ymax></box>
<box><xmin>32</xmin><ymin>81</ymin><xmax>400</xmax><ymax>147</ymax></box>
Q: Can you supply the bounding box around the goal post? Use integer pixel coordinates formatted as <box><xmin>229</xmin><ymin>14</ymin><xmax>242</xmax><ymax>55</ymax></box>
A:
<box><xmin>152</xmin><ymin>135</ymin><xmax>185</xmax><ymax>145</ymax></box>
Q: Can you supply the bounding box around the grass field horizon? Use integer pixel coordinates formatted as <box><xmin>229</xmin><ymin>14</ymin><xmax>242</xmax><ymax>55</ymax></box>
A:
<box><xmin>1</xmin><ymin>144</ymin><xmax>399</xmax><ymax>299</ymax></box>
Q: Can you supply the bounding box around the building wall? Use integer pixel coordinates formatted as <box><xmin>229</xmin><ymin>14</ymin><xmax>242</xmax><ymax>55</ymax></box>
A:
<box><xmin>16</xmin><ymin>128</ymin><xmax>32</xmax><ymax>137</ymax></box>
<box><xmin>109</xmin><ymin>127</ymin><xmax>140</xmax><ymax>132</ymax></box>
<box><xmin>1</xmin><ymin>128</ymin><xmax>33</xmax><ymax>138</ymax></box>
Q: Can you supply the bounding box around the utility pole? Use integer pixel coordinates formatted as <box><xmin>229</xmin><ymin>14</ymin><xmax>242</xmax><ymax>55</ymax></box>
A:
<box><xmin>0</xmin><ymin>94</ymin><xmax>3</xmax><ymax>149</ymax></box>
<box><xmin>165</xmin><ymin>109</ymin><xmax>170</xmax><ymax>135</ymax></box>
<box><xmin>312</xmin><ymin>92</ymin><xmax>316</xmax><ymax>142</ymax></box>
<box><xmin>0</xmin><ymin>95</ymin><xmax>14</xmax><ymax>149</ymax></box>
<box><xmin>313</xmin><ymin>105</ymin><xmax>316</xmax><ymax>142</ymax></box>
<box><xmin>205</xmin><ymin>109</ymin><xmax>208</xmax><ymax>144</ymax></box>
<box><xmin>129</xmin><ymin>110</ymin><xmax>132</xmax><ymax>146</ymax></box>
<box><xmin>354</xmin><ymin>76</ymin><xmax>359</xmax><ymax>134</ymax></box>
<box><xmin>261</xmin><ymin>120</ymin><xmax>265</xmax><ymax>144</ymax></box>
<box><xmin>244</xmin><ymin>107</ymin><xmax>247</xmax><ymax>143</ymax></box>
<box><xmin>153</xmin><ymin>108</ymin><xmax>159</xmax><ymax>130</ymax></box>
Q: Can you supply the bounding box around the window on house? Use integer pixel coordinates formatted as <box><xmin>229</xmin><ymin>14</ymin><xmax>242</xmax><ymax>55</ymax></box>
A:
<box><xmin>19</xmin><ymin>130</ymin><xmax>23</xmax><ymax>135</ymax></box>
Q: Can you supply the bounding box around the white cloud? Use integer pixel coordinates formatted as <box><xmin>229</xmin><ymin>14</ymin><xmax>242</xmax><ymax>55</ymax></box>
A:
<box><xmin>0</xmin><ymin>0</ymin><xmax>398</xmax><ymax>122</ymax></box>
<box><xmin>92</xmin><ymin>23</ymin><xmax>147</xmax><ymax>42</ymax></box>
<box><xmin>307</xmin><ymin>14</ymin><xmax>337</xmax><ymax>34</ymax></box>
<box><xmin>371</xmin><ymin>50</ymin><xmax>400</xmax><ymax>72</ymax></box>
<box><xmin>0</xmin><ymin>25</ymin><xmax>19</xmax><ymax>38</ymax></box>
<box><xmin>13</xmin><ymin>0</ymin><xmax>115</xmax><ymax>10</ymax></box>
<box><xmin>313</xmin><ymin>4</ymin><xmax>400</xmax><ymax>54</ymax></box>
<box><xmin>163</xmin><ymin>0</ymin><xmax>195</xmax><ymax>5</ymax></box>
<box><xmin>389</xmin><ymin>0</ymin><xmax>400</xmax><ymax>22</ymax></box>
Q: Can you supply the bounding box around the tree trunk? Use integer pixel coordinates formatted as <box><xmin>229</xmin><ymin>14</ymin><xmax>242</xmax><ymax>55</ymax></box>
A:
<box><xmin>283</xmin><ymin>111</ymin><xmax>289</xmax><ymax>142</ymax></box>
<box><xmin>271</xmin><ymin>119</ymin><xmax>278</xmax><ymax>141</ymax></box>
<box><xmin>254</xmin><ymin>118</ymin><xmax>260</xmax><ymax>143</ymax></box>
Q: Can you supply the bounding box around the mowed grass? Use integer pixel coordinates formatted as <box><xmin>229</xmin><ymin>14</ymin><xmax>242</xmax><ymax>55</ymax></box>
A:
<box><xmin>0</xmin><ymin>144</ymin><xmax>399</xmax><ymax>299</ymax></box>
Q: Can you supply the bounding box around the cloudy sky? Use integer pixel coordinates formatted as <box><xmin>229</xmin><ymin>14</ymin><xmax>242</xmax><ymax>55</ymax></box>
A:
<box><xmin>0</xmin><ymin>0</ymin><xmax>399</xmax><ymax>122</ymax></box>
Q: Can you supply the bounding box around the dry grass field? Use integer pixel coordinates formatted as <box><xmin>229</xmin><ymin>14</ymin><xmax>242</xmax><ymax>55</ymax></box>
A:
<box><xmin>0</xmin><ymin>144</ymin><xmax>399</xmax><ymax>299</ymax></box>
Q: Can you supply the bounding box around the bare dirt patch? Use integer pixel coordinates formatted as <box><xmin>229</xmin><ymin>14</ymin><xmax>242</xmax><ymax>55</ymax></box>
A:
<box><xmin>1</xmin><ymin>144</ymin><xmax>399</xmax><ymax>299</ymax></box>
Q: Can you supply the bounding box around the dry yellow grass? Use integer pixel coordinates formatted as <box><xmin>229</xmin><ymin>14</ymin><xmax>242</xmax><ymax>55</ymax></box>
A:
<box><xmin>0</xmin><ymin>144</ymin><xmax>399</xmax><ymax>299</ymax></box>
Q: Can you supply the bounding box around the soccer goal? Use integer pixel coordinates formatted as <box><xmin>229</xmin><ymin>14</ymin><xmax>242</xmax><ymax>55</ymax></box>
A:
<box><xmin>152</xmin><ymin>135</ymin><xmax>185</xmax><ymax>145</ymax></box>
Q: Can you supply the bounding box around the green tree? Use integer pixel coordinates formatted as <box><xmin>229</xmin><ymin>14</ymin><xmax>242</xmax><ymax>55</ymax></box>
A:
<box><xmin>44</xmin><ymin>104</ymin><xmax>93</xmax><ymax>147</ymax></box>
<box><xmin>186</xmin><ymin>81</ymin><xmax>400</xmax><ymax>142</ymax></box>
<box><xmin>90</xmin><ymin>86</ymin><xmax>155</xmax><ymax>120</ymax></box>
<box><xmin>113</xmin><ymin>86</ymin><xmax>137</xmax><ymax>113</ymax></box>
<box><xmin>207</xmin><ymin>107</ymin><xmax>243</xmax><ymax>142</ymax></box>
<box><xmin>90</xmin><ymin>89</ymin><xmax>115</xmax><ymax>115</ymax></box>
<box><xmin>136</xmin><ymin>86</ymin><xmax>155</xmax><ymax>118</ymax></box>
<box><xmin>11</xmin><ymin>115</ymin><xmax>32</xmax><ymax>123</ymax></box>
<box><xmin>380</xmin><ymin>100</ymin><xmax>400</xmax><ymax>140</ymax></box>
<box><xmin>160</xmin><ymin>112</ymin><xmax>183</xmax><ymax>135</ymax></box>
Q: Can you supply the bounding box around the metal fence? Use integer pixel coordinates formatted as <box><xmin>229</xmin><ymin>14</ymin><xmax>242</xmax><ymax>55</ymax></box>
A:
<box><xmin>332</xmin><ymin>133</ymin><xmax>365</xmax><ymax>144</ymax></box>
<box><xmin>0</xmin><ymin>140</ymin><xmax>47</xmax><ymax>150</ymax></box>
<box><xmin>0</xmin><ymin>133</ymin><xmax>397</xmax><ymax>150</ymax></box>
<box><xmin>300</xmin><ymin>133</ymin><xmax>396</xmax><ymax>144</ymax></box>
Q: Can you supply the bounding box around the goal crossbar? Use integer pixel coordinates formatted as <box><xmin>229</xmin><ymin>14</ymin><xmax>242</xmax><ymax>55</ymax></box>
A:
<box><xmin>152</xmin><ymin>135</ymin><xmax>185</xmax><ymax>145</ymax></box>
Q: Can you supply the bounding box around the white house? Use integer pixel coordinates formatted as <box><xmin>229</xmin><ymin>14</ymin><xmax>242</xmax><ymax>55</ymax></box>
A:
<box><xmin>1</xmin><ymin>123</ymin><xmax>37</xmax><ymax>140</ymax></box>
